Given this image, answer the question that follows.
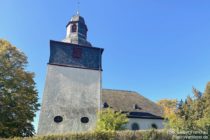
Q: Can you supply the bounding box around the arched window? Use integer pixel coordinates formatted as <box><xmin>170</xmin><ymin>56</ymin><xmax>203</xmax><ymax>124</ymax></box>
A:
<box><xmin>151</xmin><ymin>123</ymin><xmax>158</xmax><ymax>129</ymax></box>
<box><xmin>71</xmin><ymin>24</ymin><xmax>77</xmax><ymax>32</ymax></box>
<box><xmin>131</xmin><ymin>123</ymin><xmax>139</xmax><ymax>130</ymax></box>
<box><xmin>103</xmin><ymin>102</ymin><xmax>109</xmax><ymax>108</ymax></box>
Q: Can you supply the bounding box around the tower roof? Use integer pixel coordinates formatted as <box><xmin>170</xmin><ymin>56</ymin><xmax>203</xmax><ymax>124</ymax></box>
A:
<box><xmin>66</xmin><ymin>15</ymin><xmax>86</xmax><ymax>28</ymax></box>
<box><xmin>71</xmin><ymin>15</ymin><xmax>85</xmax><ymax>22</ymax></box>
<box><xmin>63</xmin><ymin>14</ymin><xmax>91</xmax><ymax>47</ymax></box>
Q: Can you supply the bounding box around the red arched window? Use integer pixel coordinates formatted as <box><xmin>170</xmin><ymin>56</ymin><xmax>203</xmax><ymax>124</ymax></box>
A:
<box><xmin>71</xmin><ymin>24</ymin><xmax>77</xmax><ymax>32</ymax></box>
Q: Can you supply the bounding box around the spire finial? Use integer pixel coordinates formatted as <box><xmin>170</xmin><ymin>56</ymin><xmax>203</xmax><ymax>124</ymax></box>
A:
<box><xmin>76</xmin><ymin>0</ymin><xmax>80</xmax><ymax>15</ymax></box>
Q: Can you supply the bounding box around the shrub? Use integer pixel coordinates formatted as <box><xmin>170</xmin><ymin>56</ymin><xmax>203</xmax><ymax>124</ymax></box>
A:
<box><xmin>95</xmin><ymin>108</ymin><xmax>128</xmax><ymax>131</ymax></box>
<box><xmin>0</xmin><ymin>130</ymin><xmax>175</xmax><ymax>140</ymax></box>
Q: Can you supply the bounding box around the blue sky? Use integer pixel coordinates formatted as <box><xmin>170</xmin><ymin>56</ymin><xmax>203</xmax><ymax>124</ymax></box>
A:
<box><xmin>1</xmin><ymin>0</ymin><xmax>210</xmax><ymax>132</ymax></box>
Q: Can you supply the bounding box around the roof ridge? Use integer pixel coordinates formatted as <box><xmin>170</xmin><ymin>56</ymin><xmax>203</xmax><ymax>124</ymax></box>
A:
<box><xmin>102</xmin><ymin>88</ymin><xmax>138</xmax><ymax>93</ymax></box>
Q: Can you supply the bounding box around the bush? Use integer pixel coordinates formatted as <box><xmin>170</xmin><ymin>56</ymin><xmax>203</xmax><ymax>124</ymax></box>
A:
<box><xmin>0</xmin><ymin>130</ymin><xmax>175</xmax><ymax>140</ymax></box>
<box><xmin>95</xmin><ymin>108</ymin><xmax>128</xmax><ymax>131</ymax></box>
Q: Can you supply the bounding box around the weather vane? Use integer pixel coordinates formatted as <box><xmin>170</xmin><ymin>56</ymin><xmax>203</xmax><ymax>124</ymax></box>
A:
<box><xmin>77</xmin><ymin>0</ymin><xmax>80</xmax><ymax>15</ymax></box>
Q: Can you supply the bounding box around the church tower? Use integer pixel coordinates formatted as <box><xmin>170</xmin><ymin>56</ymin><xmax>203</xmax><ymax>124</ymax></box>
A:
<box><xmin>38</xmin><ymin>13</ymin><xmax>103</xmax><ymax>135</ymax></box>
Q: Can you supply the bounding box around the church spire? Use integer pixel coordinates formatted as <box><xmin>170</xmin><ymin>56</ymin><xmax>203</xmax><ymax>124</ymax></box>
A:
<box><xmin>63</xmin><ymin>14</ymin><xmax>92</xmax><ymax>47</ymax></box>
<box><xmin>76</xmin><ymin>0</ymin><xmax>80</xmax><ymax>16</ymax></box>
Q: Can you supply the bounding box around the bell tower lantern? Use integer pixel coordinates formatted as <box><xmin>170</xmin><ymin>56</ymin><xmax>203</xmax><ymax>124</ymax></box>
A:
<box><xmin>63</xmin><ymin>13</ymin><xmax>92</xmax><ymax>47</ymax></box>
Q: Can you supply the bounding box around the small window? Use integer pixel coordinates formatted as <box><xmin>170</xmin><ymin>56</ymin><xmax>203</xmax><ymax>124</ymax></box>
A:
<box><xmin>133</xmin><ymin>104</ymin><xmax>141</xmax><ymax>110</ymax></box>
<box><xmin>151</xmin><ymin>123</ymin><xmax>158</xmax><ymax>129</ymax></box>
<box><xmin>54</xmin><ymin>116</ymin><xmax>63</xmax><ymax>123</ymax></box>
<box><xmin>103</xmin><ymin>102</ymin><xmax>109</xmax><ymax>108</ymax></box>
<box><xmin>72</xmin><ymin>47</ymin><xmax>82</xmax><ymax>58</ymax></box>
<box><xmin>71</xmin><ymin>24</ymin><xmax>77</xmax><ymax>32</ymax></box>
<box><xmin>131</xmin><ymin>123</ymin><xmax>139</xmax><ymax>130</ymax></box>
<box><xmin>81</xmin><ymin>117</ymin><xmax>89</xmax><ymax>123</ymax></box>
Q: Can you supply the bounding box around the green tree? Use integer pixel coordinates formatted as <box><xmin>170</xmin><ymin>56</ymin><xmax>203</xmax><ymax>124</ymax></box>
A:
<box><xmin>181</xmin><ymin>96</ymin><xmax>195</xmax><ymax>130</ymax></box>
<box><xmin>192</xmin><ymin>87</ymin><xmax>204</xmax><ymax>120</ymax></box>
<box><xmin>167</xmin><ymin>83</ymin><xmax>210</xmax><ymax>131</ymax></box>
<box><xmin>0</xmin><ymin>39</ymin><xmax>40</xmax><ymax>138</ymax></box>
<box><xmin>196</xmin><ymin>82</ymin><xmax>210</xmax><ymax>131</ymax></box>
<box><xmin>95</xmin><ymin>108</ymin><xmax>128</xmax><ymax>131</ymax></box>
<box><xmin>174</xmin><ymin>93</ymin><xmax>202</xmax><ymax>131</ymax></box>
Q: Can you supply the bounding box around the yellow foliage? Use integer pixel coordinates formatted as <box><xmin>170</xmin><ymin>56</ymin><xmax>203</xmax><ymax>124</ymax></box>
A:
<box><xmin>157</xmin><ymin>99</ymin><xmax>177</xmax><ymax>119</ymax></box>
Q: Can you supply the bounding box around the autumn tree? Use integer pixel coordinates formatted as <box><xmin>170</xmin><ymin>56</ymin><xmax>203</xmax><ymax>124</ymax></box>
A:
<box><xmin>157</xmin><ymin>99</ymin><xmax>177</xmax><ymax>118</ymax></box>
<box><xmin>157</xmin><ymin>99</ymin><xmax>182</xmax><ymax>129</ymax></box>
<box><xmin>95</xmin><ymin>108</ymin><xmax>128</xmax><ymax>131</ymax></box>
<box><xmin>175</xmin><ymin>86</ymin><xmax>210</xmax><ymax>131</ymax></box>
<box><xmin>161</xmin><ymin>83</ymin><xmax>210</xmax><ymax>131</ymax></box>
<box><xmin>0</xmin><ymin>39</ymin><xmax>40</xmax><ymax>138</ymax></box>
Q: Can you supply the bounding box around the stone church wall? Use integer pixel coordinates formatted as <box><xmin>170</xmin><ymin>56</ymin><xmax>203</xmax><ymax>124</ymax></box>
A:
<box><xmin>38</xmin><ymin>64</ymin><xmax>101</xmax><ymax>135</ymax></box>
<box><xmin>126</xmin><ymin>118</ymin><xmax>164</xmax><ymax>130</ymax></box>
